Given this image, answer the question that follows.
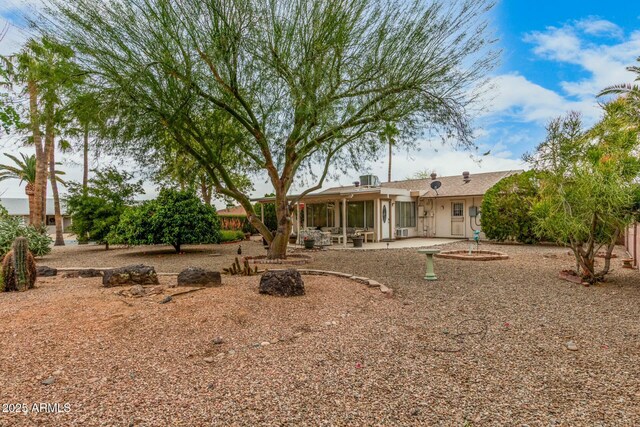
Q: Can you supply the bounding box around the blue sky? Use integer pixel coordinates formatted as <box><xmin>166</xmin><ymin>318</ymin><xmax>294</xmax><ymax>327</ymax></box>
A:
<box><xmin>0</xmin><ymin>1</ymin><xmax>639</xmax><ymax>201</ymax></box>
<box><xmin>475</xmin><ymin>0</ymin><xmax>640</xmax><ymax>162</ymax></box>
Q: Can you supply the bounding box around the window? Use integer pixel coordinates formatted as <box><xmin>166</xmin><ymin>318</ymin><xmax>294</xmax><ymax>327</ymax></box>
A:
<box><xmin>307</xmin><ymin>203</ymin><xmax>334</xmax><ymax>228</ymax></box>
<box><xmin>395</xmin><ymin>202</ymin><xmax>416</xmax><ymax>227</ymax></box>
<box><xmin>340</xmin><ymin>201</ymin><xmax>374</xmax><ymax>229</ymax></box>
<box><xmin>452</xmin><ymin>202</ymin><xmax>464</xmax><ymax>217</ymax></box>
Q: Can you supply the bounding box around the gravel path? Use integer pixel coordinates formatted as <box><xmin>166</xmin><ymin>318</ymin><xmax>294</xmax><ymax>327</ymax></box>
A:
<box><xmin>0</xmin><ymin>240</ymin><xmax>639</xmax><ymax>425</ymax></box>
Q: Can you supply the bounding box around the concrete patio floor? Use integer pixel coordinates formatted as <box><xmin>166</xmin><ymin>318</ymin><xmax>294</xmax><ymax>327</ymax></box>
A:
<box><xmin>293</xmin><ymin>237</ymin><xmax>462</xmax><ymax>251</ymax></box>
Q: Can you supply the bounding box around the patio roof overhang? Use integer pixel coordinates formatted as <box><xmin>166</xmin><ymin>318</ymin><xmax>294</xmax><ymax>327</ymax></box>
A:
<box><xmin>252</xmin><ymin>186</ymin><xmax>412</xmax><ymax>204</ymax></box>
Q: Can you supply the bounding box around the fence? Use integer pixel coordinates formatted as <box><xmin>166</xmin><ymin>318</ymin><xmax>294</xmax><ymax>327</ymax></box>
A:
<box><xmin>624</xmin><ymin>223</ymin><xmax>640</xmax><ymax>268</ymax></box>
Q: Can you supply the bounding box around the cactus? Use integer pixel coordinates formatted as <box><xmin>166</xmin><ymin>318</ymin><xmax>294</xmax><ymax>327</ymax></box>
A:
<box><xmin>223</xmin><ymin>257</ymin><xmax>259</xmax><ymax>276</ymax></box>
<box><xmin>2</xmin><ymin>237</ymin><xmax>37</xmax><ymax>292</ymax></box>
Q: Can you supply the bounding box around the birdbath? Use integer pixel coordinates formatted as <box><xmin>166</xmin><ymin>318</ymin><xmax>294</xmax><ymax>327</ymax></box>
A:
<box><xmin>418</xmin><ymin>248</ymin><xmax>441</xmax><ymax>281</ymax></box>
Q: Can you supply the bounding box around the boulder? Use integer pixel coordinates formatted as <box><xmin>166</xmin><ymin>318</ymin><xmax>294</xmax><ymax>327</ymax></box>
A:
<box><xmin>102</xmin><ymin>264</ymin><xmax>159</xmax><ymax>287</ymax></box>
<box><xmin>259</xmin><ymin>269</ymin><xmax>305</xmax><ymax>297</ymax></box>
<box><xmin>36</xmin><ymin>266</ymin><xmax>57</xmax><ymax>277</ymax></box>
<box><xmin>177</xmin><ymin>267</ymin><xmax>222</xmax><ymax>287</ymax></box>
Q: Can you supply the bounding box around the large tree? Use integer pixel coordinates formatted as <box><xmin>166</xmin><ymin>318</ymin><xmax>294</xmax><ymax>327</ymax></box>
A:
<box><xmin>48</xmin><ymin>0</ymin><xmax>497</xmax><ymax>258</ymax></box>
<box><xmin>531</xmin><ymin>101</ymin><xmax>640</xmax><ymax>284</ymax></box>
<box><xmin>5</xmin><ymin>37</ymin><xmax>81</xmax><ymax>242</ymax></box>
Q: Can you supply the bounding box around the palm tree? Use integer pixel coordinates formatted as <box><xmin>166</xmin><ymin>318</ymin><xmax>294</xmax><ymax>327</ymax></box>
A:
<box><xmin>600</xmin><ymin>57</ymin><xmax>640</xmax><ymax>117</ymax></box>
<box><xmin>0</xmin><ymin>152</ymin><xmax>65</xmax><ymax>224</ymax></box>
<box><xmin>379</xmin><ymin>123</ymin><xmax>399</xmax><ymax>182</ymax></box>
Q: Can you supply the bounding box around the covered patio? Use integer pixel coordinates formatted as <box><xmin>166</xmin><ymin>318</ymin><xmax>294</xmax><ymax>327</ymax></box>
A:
<box><xmin>253</xmin><ymin>185</ymin><xmax>411</xmax><ymax>248</ymax></box>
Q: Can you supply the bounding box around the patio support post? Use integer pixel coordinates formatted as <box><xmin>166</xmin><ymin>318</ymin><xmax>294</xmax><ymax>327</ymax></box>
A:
<box><xmin>375</xmin><ymin>199</ymin><xmax>380</xmax><ymax>242</ymax></box>
<box><xmin>261</xmin><ymin>203</ymin><xmax>264</xmax><ymax>223</ymax></box>
<box><xmin>297</xmin><ymin>202</ymin><xmax>301</xmax><ymax>245</ymax></box>
<box><xmin>342</xmin><ymin>197</ymin><xmax>347</xmax><ymax>248</ymax></box>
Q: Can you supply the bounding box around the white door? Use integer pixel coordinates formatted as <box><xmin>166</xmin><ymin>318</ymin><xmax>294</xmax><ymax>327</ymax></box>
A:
<box><xmin>381</xmin><ymin>200</ymin><xmax>391</xmax><ymax>240</ymax></box>
<box><xmin>451</xmin><ymin>201</ymin><xmax>465</xmax><ymax>236</ymax></box>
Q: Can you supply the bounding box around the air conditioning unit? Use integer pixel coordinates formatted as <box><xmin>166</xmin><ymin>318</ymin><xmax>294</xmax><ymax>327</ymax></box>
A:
<box><xmin>359</xmin><ymin>175</ymin><xmax>380</xmax><ymax>187</ymax></box>
<box><xmin>396</xmin><ymin>228</ymin><xmax>409</xmax><ymax>238</ymax></box>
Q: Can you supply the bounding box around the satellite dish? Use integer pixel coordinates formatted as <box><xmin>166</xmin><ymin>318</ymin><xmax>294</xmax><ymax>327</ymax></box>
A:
<box><xmin>430</xmin><ymin>180</ymin><xmax>441</xmax><ymax>190</ymax></box>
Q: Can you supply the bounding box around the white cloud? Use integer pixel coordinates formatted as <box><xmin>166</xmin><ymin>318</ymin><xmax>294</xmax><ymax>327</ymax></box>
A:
<box><xmin>523</xmin><ymin>23</ymin><xmax>640</xmax><ymax>102</ymax></box>
<box><xmin>575</xmin><ymin>17</ymin><xmax>623</xmax><ymax>39</ymax></box>
<box><xmin>487</xmin><ymin>73</ymin><xmax>600</xmax><ymax>123</ymax></box>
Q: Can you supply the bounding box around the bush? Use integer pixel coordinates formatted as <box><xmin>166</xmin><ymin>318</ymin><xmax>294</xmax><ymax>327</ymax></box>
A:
<box><xmin>481</xmin><ymin>171</ymin><xmax>544</xmax><ymax>244</ymax></box>
<box><xmin>113</xmin><ymin>189</ymin><xmax>221</xmax><ymax>253</ymax></box>
<box><xmin>220</xmin><ymin>230</ymin><xmax>245</xmax><ymax>242</ymax></box>
<box><xmin>66</xmin><ymin>168</ymin><xmax>143</xmax><ymax>249</ymax></box>
<box><xmin>0</xmin><ymin>216</ymin><xmax>52</xmax><ymax>258</ymax></box>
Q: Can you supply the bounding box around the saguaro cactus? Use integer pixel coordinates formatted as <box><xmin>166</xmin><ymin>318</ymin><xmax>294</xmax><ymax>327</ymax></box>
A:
<box><xmin>2</xmin><ymin>237</ymin><xmax>37</xmax><ymax>291</ymax></box>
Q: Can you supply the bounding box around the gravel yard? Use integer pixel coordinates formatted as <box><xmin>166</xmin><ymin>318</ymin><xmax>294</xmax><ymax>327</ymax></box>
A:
<box><xmin>1</xmin><ymin>239</ymin><xmax>639</xmax><ymax>426</ymax></box>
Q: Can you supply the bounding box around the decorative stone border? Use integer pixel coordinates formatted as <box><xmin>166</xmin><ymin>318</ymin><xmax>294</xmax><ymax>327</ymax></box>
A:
<box><xmin>435</xmin><ymin>250</ymin><xmax>509</xmax><ymax>261</ymax></box>
<box><xmin>264</xmin><ymin>268</ymin><xmax>393</xmax><ymax>296</ymax></box>
<box><xmin>244</xmin><ymin>254</ymin><xmax>312</xmax><ymax>265</ymax></box>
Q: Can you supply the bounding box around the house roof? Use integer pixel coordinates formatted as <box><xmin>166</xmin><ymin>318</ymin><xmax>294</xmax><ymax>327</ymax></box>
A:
<box><xmin>314</xmin><ymin>170</ymin><xmax>522</xmax><ymax>199</ymax></box>
<box><xmin>0</xmin><ymin>198</ymin><xmax>68</xmax><ymax>216</ymax></box>
<box><xmin>252</xmin><ymin>169</ymin><xmax>524</xmax><ymax>203</ymax></box>
<box><xmin>382</xmin><ymin>170</ymin><xmax>523</xmax><ymax>198</ymax></box>
<box><xmin>217</xmin><ymin>205</ymin><xmax>247</xmax><ymax>216</ymax></box>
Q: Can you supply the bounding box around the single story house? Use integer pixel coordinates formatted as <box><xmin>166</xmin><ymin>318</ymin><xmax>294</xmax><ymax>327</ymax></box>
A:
<box><xmin>255</xmin><ymin>170</ymin><xmax>521</xmax><ymax>244</ymax></box>
<box><xmin>0</xmin><ymin>198</ymin><xmax>72</xmax><ymax>234</ymax></box>
<box><xmin>216</xmin><ymin>205</ymin><xmax>247</xmax><ymax>216</ymax></box>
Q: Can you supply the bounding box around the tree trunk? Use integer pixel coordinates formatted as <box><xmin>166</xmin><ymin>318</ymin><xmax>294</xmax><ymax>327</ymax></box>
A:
<box><xmin>82</xmin><ymin>123</ymin><xmax>89</xmax><ymax>193</ymax></box>
<box><xmin>25</xmin><ymin>183</ymin><xmax>35</xmax><ymax>222</ymax></box>
<box><xmin>266</xmin><ymin>193</ymin><xmax>292</xmax><ymax>259</ymax></box>
<box><xmin>47</xmin><ymin>128</ymin><xmax>65</xmax><ymax>246</ymax></box>
<box><xmin>388</xmin><ymin>140</ymin><xmax>392</xmax><ymax>182</ymax></box>
<box><xmin>200</xmin><ymin>175</ymin><xmax>212</xmax><ymax>205</ymax></box>
<box><xmin>173</xmin><ymin>242</ymin><xmax>181</xmax><ymax>253</ymax></box>
<box><xmin>28</xmin><ymin>79</ymin><xmax>46</xmax><ymax>227</ymax></box>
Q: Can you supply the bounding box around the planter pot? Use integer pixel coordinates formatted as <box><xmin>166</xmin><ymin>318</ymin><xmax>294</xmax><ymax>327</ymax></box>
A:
<box><xmin>304</xmin><ymin>239</ymin><xmax>315</xmax><ymax>249</ymax></box>
<box><xmin>244</xmin><ymin>232</ymin><xmax>251</xmax><ymax>241</ymax></box>
<box><xmin>352</xmin><ymin>237</ymin><xmax>364</xmax><ymax>248</ymax></box>
<box><xmin>289</xmin><ymin>235</ymin><xmax>298</xmax><ymax>244</ymax></box>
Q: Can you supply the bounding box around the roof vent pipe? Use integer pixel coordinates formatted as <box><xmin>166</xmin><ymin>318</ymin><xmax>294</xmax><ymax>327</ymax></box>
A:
<box><xmin>462</xmin><ymin>171</ymin><xmax>470</xmax><ymax>182</ymax></box>
<box><xmin>430</xmin><ymin>172</ymin><xmax>437</xmax><ymax>180</ymax></box>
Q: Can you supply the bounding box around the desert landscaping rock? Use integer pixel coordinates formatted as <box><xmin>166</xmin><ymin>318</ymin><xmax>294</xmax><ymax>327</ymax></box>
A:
<box><xmin>36</xmin><ymin>265</ymin><xmax>57</xmax><ymax>277</ymax></box>
<box><xmin>259</xmin><ymin>269</ymin><xmax>305</xmax><ymax>297</ymax></box>
<box><xmin>213</xmin><ymin>336</ymin><xmax>224</xmax><ymax>345</ymax></box>
<box><xmin>566</xmin><ymin>341</ymin><xmax>579</xmax><ymax>351</ymax></box>
<box><xmin>129</xmin><ymin>285</ymin><xmax>145</xmax><ymax>296</ymax></box>
<box><xmin>102</xmin><ymin>264</ymin><xmax>159</xmax><ymax>287</ymax></box>
<box><xmin>177</xmin><ymin>267</ymin><xmax>222</xmax><ymax>287</ymax></box>
<box><xmin>41</xmin><ymin>377</ymin><xmax>55</xmax><ymax>385</ymax></box>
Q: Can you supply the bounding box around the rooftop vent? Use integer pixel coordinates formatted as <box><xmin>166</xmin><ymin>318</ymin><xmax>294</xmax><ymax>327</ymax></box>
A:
<box><xmin>359</xmin><ymin>175</ymin><xmax>380</xmax><ymax>187</ymax></box>
<box><xmin>462</xmin><ymin>171</ymin><xmax>470</xmax><ymax>182</ymax></box>
<box><xmin>430</xmin><ymin>172</ymin><xmax>437</xmax><ymax>180</ymax></box>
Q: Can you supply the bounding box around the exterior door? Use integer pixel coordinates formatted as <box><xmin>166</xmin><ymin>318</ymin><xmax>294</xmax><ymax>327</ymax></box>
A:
<box><xmin>451</xmin><ymin>201</ymin><xmax>465</xmax><ymax>237</ymax></box>
<box><xmin>381</xmin><ymin>200</ymin><xmax>391</xmax><ymax>240</ymax></box>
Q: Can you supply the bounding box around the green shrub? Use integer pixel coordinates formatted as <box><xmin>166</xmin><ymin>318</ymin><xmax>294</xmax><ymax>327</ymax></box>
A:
<box><xmin>0</xmin><ymin>216</ymin><xmax>52</xmax><ymax>258</ymax></box>
<box><xmin>220</xmin><ymin>230</ymin><xmax>245</xmax><ymax>242</ymax></box>
<box><xmin>481</xmin><ymin>170</ymin><xmax>544</xmax><ymax>244</ymax></box>
<box><xmin>112</xmin><ymin>189</ymin><xmax>221</xmax><ymax>253</ymax></box>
